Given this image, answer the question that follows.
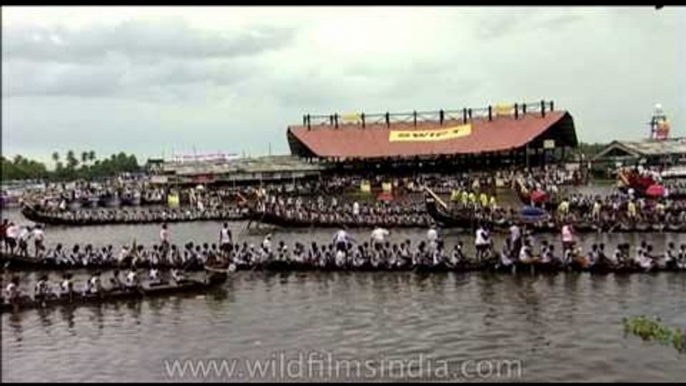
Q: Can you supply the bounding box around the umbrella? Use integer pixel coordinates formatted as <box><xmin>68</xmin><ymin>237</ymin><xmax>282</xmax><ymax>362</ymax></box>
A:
<box><xmin>519</xmin><ymin>205</ymin><xmax>549</xmax><ymax>223</ymax></box>
<box><xmin>646</xmin><ymin>184</ymin><xmax>665</xmax><ymax>197</ymax></box>
<box><xmin>377</xmin><ymin>192</ymin><xmax>393</xmax><ymax>202</ymax></box>
<box><xmin>520</xmin><ymin>205</ymin><xmax>547</xmax><ymax>217</ymax></box>
<box><xmin>529</xmin><ymin>190</ymin><xmax>547</xmax><ymax>203</ymax></box>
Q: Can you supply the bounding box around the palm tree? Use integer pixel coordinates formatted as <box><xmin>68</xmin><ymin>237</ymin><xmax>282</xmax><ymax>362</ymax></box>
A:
<box><xmin>51</xmin><ymin>151</ymin><xmax>60</xmax><ymax>173</ymax></box>
<box><xmin>81</xmin><ymin>151</ymin><xmax>88</xmax><ymax>166</ymax></box>
<box><xmin>88</xmin><ymin>150</ymin><xmax>96</xmax><ymax>164</ymax></box>
<box><xmin>66</xmin><ymin>150</ymin><xmax>78</xmax><ymax>171</ymax></box>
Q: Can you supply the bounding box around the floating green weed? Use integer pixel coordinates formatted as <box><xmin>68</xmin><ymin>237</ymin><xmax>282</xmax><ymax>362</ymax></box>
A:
<box><xmin>623</xmin><ymin>316</ymin><xmax>686</xmax><ymax>353</ymax></box>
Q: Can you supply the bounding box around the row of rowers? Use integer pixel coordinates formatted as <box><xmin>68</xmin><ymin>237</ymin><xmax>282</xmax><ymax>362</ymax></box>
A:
<box><xmin>2</xmin><ymin>267</ymin><xmax>188</xmax><ymax>302</ymax></box>
<box><xmin>6</xmin><ymin>223</ymin><xmax>686</xmax><ymax>272</ymax></box>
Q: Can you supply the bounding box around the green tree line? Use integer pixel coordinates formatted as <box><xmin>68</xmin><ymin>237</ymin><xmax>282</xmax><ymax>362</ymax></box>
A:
<box><xmin>2</xmin><ymin>150</ymin><xmax>140</xmax><ymax>181</ymax></box>
<box><xmin>573</xmin><ymin>142</ymin><xmax>608</xmax><ymax>158</ymax></box>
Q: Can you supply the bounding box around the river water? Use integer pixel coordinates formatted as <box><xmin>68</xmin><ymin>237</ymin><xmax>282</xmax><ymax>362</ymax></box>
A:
<box><xmin>2</xmin><ymin>207</ymin><xmax>686</xmax><ymax>382</ymax></box>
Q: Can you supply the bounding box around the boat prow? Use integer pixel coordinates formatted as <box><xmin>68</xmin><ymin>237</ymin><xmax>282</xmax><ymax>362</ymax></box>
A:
<box><xmin>204</xmin><ymin>264</ymin><xmax>235</xmax><ymax>283</ymax></box>
<box><xmin>1</xmin><ymin>277</ymin><xmax>225</xmax><ymax>313</ymax></box>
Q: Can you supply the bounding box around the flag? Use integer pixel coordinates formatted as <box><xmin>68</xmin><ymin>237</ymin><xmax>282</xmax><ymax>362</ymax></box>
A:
<box><xmin>167</xmin><ymin>193</ymin><xmax>180</xmax><ymax>207</ymax></box>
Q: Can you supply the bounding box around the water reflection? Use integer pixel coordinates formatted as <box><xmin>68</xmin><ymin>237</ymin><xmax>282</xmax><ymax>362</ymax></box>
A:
<box><xmin>3</xmin><ymin>270</ymin><xmax>686</xmax><ymax>382</ymax></box>
<box><xmin>88</xmin><ymin>305</ymin><xmax>105</xmax><ymax>331</ymax></box>
<box><xmin>59</xmin><ymin>306</ymin><xmax>76</xmax><ymax>333</ymax></box>
<box><xmin>37</xmin><ymin>307</ymin><xmax>53</xmax><ymax>329</ymax></box>
<box><xmin>8</xmin><ymin>312</ymin><xmax>23</xmax><ymax>342</ymax></box>
<box><xmin>126</xmin><ymin>300</ymin><xmax>142</xmax><ymax>325</ymax></box>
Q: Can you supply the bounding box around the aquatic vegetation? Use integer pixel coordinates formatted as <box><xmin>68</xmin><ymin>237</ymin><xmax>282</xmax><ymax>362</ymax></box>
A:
<box><xmin>623</xmin><ymin>316</ymin><xmax>686</xmax><ymax>353</ymax></box>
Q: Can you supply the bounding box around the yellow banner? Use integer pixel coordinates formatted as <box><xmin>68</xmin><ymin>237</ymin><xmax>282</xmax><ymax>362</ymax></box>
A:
<box><xmin>341</xmin><ymin>113</ymin><xmax>361</xmax><ymax>123</ymax></box>
<box><xmin>495</xmin><ymin>103</ymin><xmax>513</xmax><ymax>116</ymax></box>
<box><xmin>167</xmin><ymin>194</ymin><xmax>180</xmax><ymax>207</ymax></box>
<box><xmin>360</xmin><ymin>181</ymin><xmax>371</xmax><ymax>193</ymax></box>
<box><xmin>382</xmin><ymin>182</ymin><xmax>392</xmax><ymax>192</ymax></box>
<box><xmin>389</xmin><ymin>124</ymin><xmax>472</xmax><ymax>142</ymax></box>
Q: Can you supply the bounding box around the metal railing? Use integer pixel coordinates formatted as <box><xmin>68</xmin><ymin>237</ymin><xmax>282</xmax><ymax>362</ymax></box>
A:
<box><xmin>299</xmin><ymin>100</ymin><xmax>555</xmax><ymax>130</ymax></box>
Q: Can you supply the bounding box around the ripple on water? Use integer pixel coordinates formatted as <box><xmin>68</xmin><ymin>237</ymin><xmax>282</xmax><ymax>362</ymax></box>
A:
<box><xmin>3</xmin><ymin>210</ymin><xmax>686</xmax><ymax>382</ymax></box>
<box><xmin>3</xmin><ymin>270</ymin><xmax>686</xmax><ymax>382</ymax></box>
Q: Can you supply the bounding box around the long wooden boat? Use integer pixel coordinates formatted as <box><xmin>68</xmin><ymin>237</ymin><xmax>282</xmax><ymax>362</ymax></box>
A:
<box><xmin>425</xmin><ymin>197</ymin><xmax>686</xmax><ymax>233</ymax></box>
<box><xmin>1</xmin><ymin>272</ymin><xmax>227</xmax><ymax>313</ymax></box>
<box><xmin>424</xmin><ymin>196</ymin><xmax>477</xmax><ymax>228</ymax></box>
<box><xmin>0</xmin><ymin>253</ymin><xmax>207</xmax><ymax>272</ymax></box>
<box><xmin>20</xmin><ymin>205</ymin><xmax>248</xmax><ymax>226</ymax></box>
<box><xmin>248</xmin><ymin>210</ymin><xmax>432</xmax><ymax>229</ymax></box>
<box><xmin>121</xmin><ymin>192</ymin><xmax>142</xmax><ymax>207</ymax></box>
<box><xmin>80</xmin><ymin>195</ymin><xmax>100</xmax><ymax>208</ymax></box>
<box><xmin>100</xmin><ymin>195</ymin><xmax>121</xmax><ymax>208</ymax></box>
<box><xmin>67</xmin><ymin>200</ymin><xmax>82</xmax><ymax>211</ymax></box>
<box><xmin>141</xmin><ymin>194</ymin><xmax>166</xmax><ymax>206</ymax></box>
<box><xmin>250</xmin><ymin>259</ymin><xmax>684</xmax><ymax>275</ymax></box>
<box><xmin>3</xmin><ymin>249</ymin><xmax>683</xmax><ymax>276</ymax></box>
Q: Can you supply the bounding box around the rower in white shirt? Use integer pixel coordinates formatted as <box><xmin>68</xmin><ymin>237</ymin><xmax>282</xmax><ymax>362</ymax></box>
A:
<box><xmin>335</xmin><ymin>249</ymin><xmax>347</xmax><ymax>267</ymax></box>
<box><xmin>370</xmin><ymin>227</ymin><xmax>390</xmax><ymax>248</ymax></box>
<box><xmin>5</xmin><ymin>222</ymin><xmax>19</xmax><ymax>255</ymax></box>
<box><xmin>85</xmin><ymin>272</ymin><xmax>102</xmax><ymax>294</ymax></box>
<box><xmin>639</xmin><ymin>245</ymin><xmax>654</xmax><ymax>271</ymax></box>
<box><xmin>474</xmin><ymin>225</ymin><xmax>491</xmax><ymax>262</ymax></box>
<box><xmin>171</xmin><ymin>268</ymin><xmax>187</xmax><ymax>283</ymax></box>
<box><xmin>499</xmin><ymin>243</ymin><xmax>514</xmax><ymax>268</ymax></box>
<box><xmin>60</xmin><ymin>273</ymin><xmax>74</xmax><ymax>297</ymax></box>
<box><xmin>333</xmin><ymin>229</ymin><xmax>354</xmax><ymax>252</ymax></box>
<box><xmin>664</xmin><ymin>242</ymin><xmax>676</xmax><ymax>269</ymax></box>
<box><xmin>160</xmin><ymin>223</ymin><xmax>170</xmax><ymax>255</ymax></box>
<box><xmin>426</xmin><ymin>225</ymin><xmax>439</xmax><ymax>253</ymax></box>
<box><xmin>149</xmin><ymin>268</ymin><xmax>160</xmax><ymax>283</ymax></box>
<box><xmin>17</xmin><ymin>226</ymin><xmax>32</xmax><ymax>257</ymax></box>
<box><xmin>31</xmin><ymin>225</ymin><xmax>46</xmax><ymax>257</ymax></box>
<box><xmin>125</xmin><ymin>269</ymin><xmax>140</xmax><ymax>288</ymax></box>
<box><xmin>4</xmin><ymin>277</ymin><xmax>21</xmax><ymax>301</ymax></box>
<box><xmin>219</xmin><ymin>223</ymin><xmax>233</xmax><ymax>254</ymax></box>
<box><xmin>262</xmin><ymin>234</ymin><xmax>273</xmax><ymax>252</ymax></box>
<box><xmin>635</xmin><ymin>241</ymin><xmax>648</xmax><ymax>266</ymax></box>
<box><xmin>678</xmin><ymin>245</ymin><xmax>686</xmax><ymax>270</ymax></box>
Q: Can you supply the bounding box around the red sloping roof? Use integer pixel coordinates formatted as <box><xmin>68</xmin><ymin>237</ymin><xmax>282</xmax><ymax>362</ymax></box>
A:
<box><xmin>288</xmin><ymin>111</ymin><xmax>568</xmax><ymax>159</ymax></box>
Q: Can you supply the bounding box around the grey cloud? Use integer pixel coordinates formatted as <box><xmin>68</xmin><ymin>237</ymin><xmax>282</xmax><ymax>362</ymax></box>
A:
<box><xmin>4</xmin><ymin>52</ymin><xmax>257</xmax><ymax>99</ymax></box>
<box><xmin>537</xmin><ymin>13</ymin><xmax>583</xmax><ymax>30</ymax></box>
<box><xmin>3</xmin><ymin>19</ymin><xmax>296</xmax><ymax>64</ymax></box>
<box><xmin>3</xmin><ymin>59</ymin><xmax>252</xmax><ymax>99</ymax></box>
<box><xmin>257</xmin><ymin>68</ymin><xmax>355</xmax><ymax>110</ymax></box>
<box><xmin>119</xmin><ymin>59</ymin><xmax>254</xmax><ymax>90</ymax></box>
<box><xmin>475</xmin><ymin>8</ymin><xmax>538</xmax><ymax>40</ymax></box>
<box><xmin>381</xmin><ymin>62</ymin><xmax>481</xmax><ymax>109</ymax></box>
<box><xmin>2</xmin><ymin>18</ymin><xmax>293</xmax><ymax>99</ymax></box>
<box><xmin>2</xmin><ymin>7</ymin><xmax>683</xmax><ymax>162</ymax></box>
<box><xmin>476</xmin><ymin>8</ymin><xmax>585</xmax><ymax>40</ymax></box>
<box><xmin>4</xmin><ymin>61</ymin><xmax>125</xmax><ymax>97</ymax></box>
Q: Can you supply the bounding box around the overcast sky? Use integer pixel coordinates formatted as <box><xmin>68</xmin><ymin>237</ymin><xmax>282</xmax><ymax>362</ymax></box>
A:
<box><xmin>3</xmin><ymin>6</ymin><xmax>684</xmax><ymax>165</ymax></box>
